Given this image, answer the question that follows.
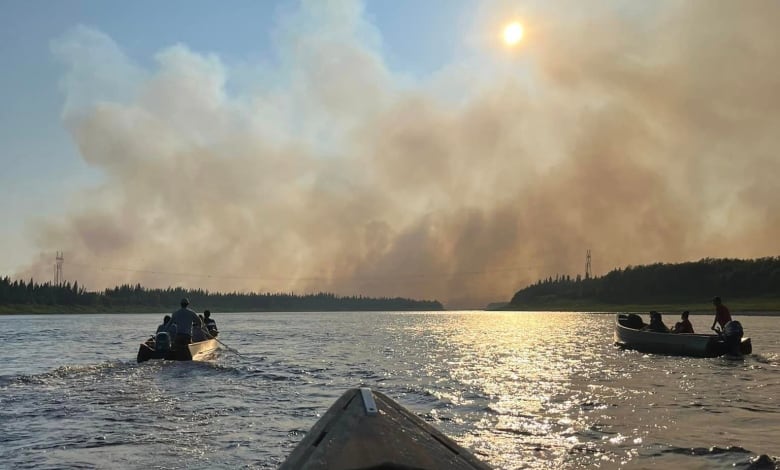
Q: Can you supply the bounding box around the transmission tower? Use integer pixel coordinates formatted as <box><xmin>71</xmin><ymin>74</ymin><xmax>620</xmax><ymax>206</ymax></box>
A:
<box><xmin>585</xmin><ymin>249</ymin><xmax>592</xmax><ymax>280</ymax></box>
<box><xmin>55</xmin><ymin>251</ymin><xmax>64</xmax><ymax>285</ymax></box>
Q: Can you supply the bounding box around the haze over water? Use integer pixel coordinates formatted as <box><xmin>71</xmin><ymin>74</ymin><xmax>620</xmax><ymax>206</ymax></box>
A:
<box><xmin>1</xmin><ymin>312</ymin><xmax>778</xmax><ymax>469</ymax></box>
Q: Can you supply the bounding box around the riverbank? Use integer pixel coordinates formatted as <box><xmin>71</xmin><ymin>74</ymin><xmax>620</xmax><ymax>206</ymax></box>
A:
<box><xmin>0</xmin><ymin>305</ymin><xmax>440</xmax><ymax>315</ymax></box>
<box><xmin>0</xmin><ymin>305</ymin><xmax>167</xmax><ymax>315</ymax></box>
<box><xmin>490</xmin><ymin>297</ymin><xmax>780</xmax><ymax>314</ymax></box>
<box><xmin>3</xmin><ymin>303</ymin><xmax>780</xmax><ymax>315</ymax></box>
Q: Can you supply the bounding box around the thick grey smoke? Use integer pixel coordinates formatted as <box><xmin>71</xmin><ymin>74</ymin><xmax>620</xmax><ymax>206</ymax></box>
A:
<box><xmin>21</xmin><ymin>0</ymin><xmax>780</xmax><ymax>307</ymax></box>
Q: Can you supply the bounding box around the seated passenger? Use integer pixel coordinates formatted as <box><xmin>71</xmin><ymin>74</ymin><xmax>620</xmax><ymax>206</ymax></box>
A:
<box><xmin>204</xmin><ymin>310</ymin><xmax>218</xmax><ymax>336</ymax></box>
<box><xmin>156</xmin><ymin>315</ymin><xmax>171</xmax><ymax>333</ymax></box>
<box><xmin>672</xmin><ymin>311</ymin><xmax>694</xmax><ymax>334</ymax></box>
<box><xmin>642</xmin><ymin>311</ymin><xmax>670</xmax><ymax>333</ymax></box>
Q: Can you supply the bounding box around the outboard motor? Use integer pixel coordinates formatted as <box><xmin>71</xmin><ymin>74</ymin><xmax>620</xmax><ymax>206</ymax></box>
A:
<box><xmin>620</xmin><ymin>313</ymin><xmax>645</xmax><ymax>330</ymax></box>
<box><xmin>722</xmin><ymin>320</ymin><xmax>744</xmax><ymax>355</ymax></box>
<box><xmin>155</xmin><ymin>331</ymin><xmax>172</xmax><ymax>352</ymax></box>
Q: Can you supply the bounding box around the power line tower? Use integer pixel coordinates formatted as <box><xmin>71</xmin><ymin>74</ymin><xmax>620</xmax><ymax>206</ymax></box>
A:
<box><xmin>55</xmin><ymin>251</ymin><xmax>64</xmax><ymax>286</ymax></box>
<box><xmin>585</xmin><ymin>249</ymin><xmax>592</xmax><ymax>280</ymax></box>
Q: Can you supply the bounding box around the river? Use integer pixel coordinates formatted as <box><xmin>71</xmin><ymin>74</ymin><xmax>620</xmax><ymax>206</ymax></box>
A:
<box><xmin>1</xmin><ymin>311</ymin><xmax>778</xmax><ymax>469</ymax></box>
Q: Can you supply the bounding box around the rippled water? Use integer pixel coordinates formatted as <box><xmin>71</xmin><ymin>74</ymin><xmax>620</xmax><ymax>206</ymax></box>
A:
<box><xmin>1</xmin><ymin>312</ymin><xmax>778</xmax><ymax>469</ymax></box>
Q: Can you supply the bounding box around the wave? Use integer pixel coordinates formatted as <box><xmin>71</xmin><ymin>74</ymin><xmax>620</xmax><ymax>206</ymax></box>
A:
<box><xmin>1</xmin><ymin>360</ymin><xmax>127</xmax><ymax>387</ymax></box>
<box><xmin>1</xmin><ymin>354</ymin><xmax>262</xmax><ymax>389</ymax></box>
<box><xmin>750</xmin><ymin>353</ymin><xmax>779</xmax><ymax>366</ymax></box>
<box><xmin>663</xmin><ymin>445</ymin><xmax>752</xmax><ymax>456</ymax></box>
<box><xmin>662</xmin><ymin>447</ymin><xmax>779</xmax><ymax>469</ymax></box>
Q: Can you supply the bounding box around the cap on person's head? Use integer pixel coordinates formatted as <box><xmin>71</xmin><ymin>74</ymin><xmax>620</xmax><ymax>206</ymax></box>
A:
<box><xmin>204</xmin><ymin>310</ymin><xmax>211</xmax><ymax>317</ymax></box>
<box><xmin>181</xmin><ymin>298</ymin><xmax>190</xmax><ymax>307</ymax></box>
<box><xmin>712</xmin><ymin>296</ymin><xmax>721</xmax><ymax>304</ymax></box>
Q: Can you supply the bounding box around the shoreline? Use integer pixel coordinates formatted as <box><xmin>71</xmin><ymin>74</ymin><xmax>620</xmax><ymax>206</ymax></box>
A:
<box><xmin>2</xmin><ymin>308</ymin><xmax>779</xmax><ymax>316</ymax></box>
<box><xmin>494</xmin><ymin>310</ymin><xmax>780</xmax><ymax>316</ymax></box>
<box><xmin>0</xmin><ymin>306</ymin><xmax>441</xmax><ymax>315</ymax></box>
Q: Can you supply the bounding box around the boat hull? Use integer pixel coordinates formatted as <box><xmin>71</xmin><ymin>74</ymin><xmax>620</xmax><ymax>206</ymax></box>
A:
<box><xmin>614</xmin><ymin>314</ymin><xmax>751</xmax><ymax>357</ymax></box>
<box><xmin>137</xmin><ymin>338</ymin><xmax>219</xmax><ymax>363</ymax></box>
<box><xmin>280</xmin><ymin>388</ymin><xmax>491</xmax><ymax>469</ymax></box>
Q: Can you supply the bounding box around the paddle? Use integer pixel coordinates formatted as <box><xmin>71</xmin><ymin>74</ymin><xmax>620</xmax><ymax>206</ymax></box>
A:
<box><xmin>202</xmin><ymin>328</ymin><xmax>245</xmax><ymax>357</ymax></box>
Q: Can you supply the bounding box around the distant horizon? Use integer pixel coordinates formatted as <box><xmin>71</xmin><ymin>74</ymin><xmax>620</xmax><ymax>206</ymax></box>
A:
<box><xmin>4</xmin><ymin>254</ymin><xmax>778</xmax><ymax>310</ymax></box>
<box><xmin>0</xmin><ymin>275</ymin><xmax>445</xmax><ymax>302</ymax></box>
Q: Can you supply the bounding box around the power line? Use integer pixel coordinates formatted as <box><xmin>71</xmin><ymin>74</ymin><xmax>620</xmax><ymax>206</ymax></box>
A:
<box><xmin>585</xmin><ymin>249</ymin><xmax>592</xmax><ymax>280</ymax></box>
<box><xmin>54</xmin><ymin>251</ymin><xmax>64</xmax><ymax>286</ymax></box>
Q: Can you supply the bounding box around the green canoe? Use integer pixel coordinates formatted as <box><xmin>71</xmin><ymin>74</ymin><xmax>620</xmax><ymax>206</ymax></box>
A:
<box><xmin>280</xmin><ymin>387</ymin><xmax>491</xmax><ymax>469</ymax></box>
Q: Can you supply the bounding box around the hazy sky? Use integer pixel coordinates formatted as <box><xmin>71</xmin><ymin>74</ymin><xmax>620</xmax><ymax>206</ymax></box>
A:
<box><xmin>1</xmin><ymin>0</ymin><xmax>778</xmax><ymax>308</ymax></box>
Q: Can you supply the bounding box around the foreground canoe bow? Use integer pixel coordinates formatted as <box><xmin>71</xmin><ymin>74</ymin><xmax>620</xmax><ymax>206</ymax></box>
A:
<box><xmin>280</xmin><ymin>388</ymin><xmax>491</xmax><ymax>470</ymax></box>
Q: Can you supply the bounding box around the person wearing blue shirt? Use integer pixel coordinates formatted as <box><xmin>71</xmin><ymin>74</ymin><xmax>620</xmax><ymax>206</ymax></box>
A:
<box><xmin>168</xmin><ymin>298</ymin><xmax>203</xmax><ymax>346</ymax></box>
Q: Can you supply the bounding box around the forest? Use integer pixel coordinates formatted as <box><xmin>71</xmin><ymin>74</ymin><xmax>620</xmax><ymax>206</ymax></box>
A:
<box><xmin>509</xmin><ymin>257</ymin><xmax>780</xmax><ymax>308</ymax></box>
<box><xmin>0</xmin><ymin>278</ymin><xmax>443</xmax><ymax>312</ymax></box>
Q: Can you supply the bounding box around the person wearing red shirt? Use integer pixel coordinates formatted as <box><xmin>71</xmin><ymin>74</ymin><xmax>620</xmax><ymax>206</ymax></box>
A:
<box><xmin>711</xmin><ymin>296</ymin><xmax>732</xmax><ymax>331</ymax></box>
<box><xmin>673</xmin><ymin>311</ymin><xmax>695</xmax><ymax>333</ymax></box>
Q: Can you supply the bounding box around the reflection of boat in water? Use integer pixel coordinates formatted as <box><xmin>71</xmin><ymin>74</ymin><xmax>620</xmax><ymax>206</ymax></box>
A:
<box><xmin>280</xmin><ymin>387</ymin><xmax>491</xmax><ymax>469</ymax></box>
<box><xmin>614</xmin><ymin>313</ymin><xmax>752</xmax><ymax>357</ymax></box>
<box><xmin>137</xmin><ymin>333</ymin><xmax>219</xmax><ymax>363</ymax></box>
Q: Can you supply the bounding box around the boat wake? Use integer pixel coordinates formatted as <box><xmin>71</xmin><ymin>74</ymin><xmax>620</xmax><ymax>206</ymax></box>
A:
<box><xmin>0</xmin><ymin>351</ymin><xmax>265</xmax><ymax>390</ymax></box>
<box><xmin>662</xmin><ymin>446</ymin><xmax>779</xmax><ymax>469</ymax></box>
<box><xmin>750</xmin><ymin>353</ymin><xmax>780</xmax><ymax>366</ymax></box>
<box><xmin>1</xmin><ymin>360</ymin><xmax>128</xmax><ymax>387</ymax></box>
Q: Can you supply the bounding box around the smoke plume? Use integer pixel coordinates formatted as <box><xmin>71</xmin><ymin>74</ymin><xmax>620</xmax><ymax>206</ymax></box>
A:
<box><xmin>21</xmin><ymin>0</ymin><xmax>780</xmax><ymax>307</ymax></box>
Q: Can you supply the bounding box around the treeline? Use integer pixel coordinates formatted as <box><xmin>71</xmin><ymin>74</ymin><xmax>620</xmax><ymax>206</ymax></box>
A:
<box><xmin>510</xmin><ymin>257</ymin><xmax>780</xmax><ymax>306</ymax></box>
<box><xmin>0</xmin><ymin>278</ymin><xmax>443</xmax><ymax>312</ymax></box>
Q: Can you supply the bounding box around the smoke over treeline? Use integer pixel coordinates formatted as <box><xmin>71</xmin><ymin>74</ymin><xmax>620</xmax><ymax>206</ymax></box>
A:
<box><xmin>19</xmin><ymin>1</ymin><xmax>780</xmax><ymax>307</ymax></box>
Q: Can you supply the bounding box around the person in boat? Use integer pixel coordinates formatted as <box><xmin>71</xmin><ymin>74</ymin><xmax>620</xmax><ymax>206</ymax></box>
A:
<box><xmin>156</xmin><ymin>315</ymin><xmax>172</xmax><ymax>333</ymax></box>
<box><xmin>168</xmin><ymin>298</ymin><xmax>203</xmax><ymax>346</ymax></box>
<box><xmin>642</xmin><ymin>311</ymin><xmax>670</xmax><ymax>333</ymax></box>
<box><xmin>204</xmin><ymin>310</ymin><xmax>218</xmax><ymax>336</ymax></box>
<box><xmin>672</xmin><ymin>311</ymin><xmax>694</xmax><ymax>333</ymax></box>
<box><xmin>711</xmin><ymin>296</ymin><xmax>732</xmax><ymax>332</ymax></box>
<box><xmin>192</xmin><ymin>315</ymin><xmax>207</xmax><ymax>342</ymax></box>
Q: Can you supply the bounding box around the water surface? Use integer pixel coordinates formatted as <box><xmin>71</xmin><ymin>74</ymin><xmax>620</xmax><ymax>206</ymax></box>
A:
<box><xmin>1</xmin><ymin>312</ymin><xmax>778</xmax><ymax>469</ymax></box>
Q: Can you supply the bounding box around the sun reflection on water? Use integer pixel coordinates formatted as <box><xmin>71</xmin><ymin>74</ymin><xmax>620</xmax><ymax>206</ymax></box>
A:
<box><xmin>361</xmin><ymin>311</ymin><xmax>777</xmax><ymax>469</ymax></box>
<box><xmin>404</xmin><ymin>312</ymin><xmax>630</xmax><ymax>468</ymax></box>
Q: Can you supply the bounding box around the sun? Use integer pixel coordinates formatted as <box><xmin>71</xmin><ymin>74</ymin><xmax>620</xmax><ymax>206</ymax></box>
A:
<box><xmin>503</xmin><ymin>22</ymin><xmax>524</xmax><ymax>46</ymax></box>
